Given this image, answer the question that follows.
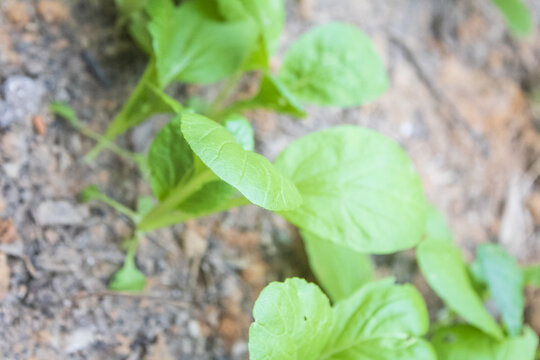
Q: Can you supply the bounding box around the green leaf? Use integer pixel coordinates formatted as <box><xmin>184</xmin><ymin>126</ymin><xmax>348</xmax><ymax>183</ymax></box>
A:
<box><xmin>149</xmin><ymin>0</ymin><xmax>257</xmax><ymax>86</ymax></box>
<box><xmin>432</xmin><ymin>325</ymin><xmax>538</xmax><ymax>360</ymax></box>
<box><xmin>115</xmin><ymin>0</ymin><xmax>153</xmax><ymax>53</ymax></box>
<box><xmin>278</xmin><ymin>22</ymin><xmax>389</xmax><ymax>107</ymax></box>
<box><xmin>302</xmin><ymin>230</ymin><xmax>373</xmax><ymax>302</ymax></box>
<box><xmin>523</xmin><ymin>264</ymin><xmax>540</xmax><ymax>287</ymax></box>
<box><xmin>234</xmin><ymin>73</ymin><xmax>306</xmax><ymax>117</ymax></box>
<box><xmin>50</xmin><ymin>101</ymin><xmax>77</xmax><ymax>124</ymax></box>
<box><xmin>417</xmin><ymin>240</ymin><xmax>503</xmax><ymax>339</ymax></box>
<box><xmin>148</xmin><ymin>115</ymin><xmax>194</xmax><ymax>201</ymax></box>
<box><xmin>275</xmin><ymin>125</ymin><xmax>427</xmax><ymax>254</ymax></box>
<box><xmin>476</xmin><ymin>244</ymin><xmax>524</xmax><ymax>336</ymax></box>
<box><xmin>492</xmin><ymin>0</ymin><xmax>533</xmax><ymax>36</ymax></box>
<box><xmin>217</xmin><ymin>0</ymin><xmax>285</xmax><ymax>69</ymax></box>
<box><xmin>109</xmin><ymin>255</ymin><xmax>146</xmax><ymax>292</ymax></box>
<box><xmin>425</xmin><ymin>205</ymin><xmax>453</xmax><ymax>243</ymax></box>
<box><xmin>249</xmin><ymin>278</ymin><xmax>435</xmax><ymax>360</ymax></box>
<box><xmin>224</xmin><ymin>113</ymin><xmax>254</xmax><ymax>151</ymax></box>
<box><xmin>321</xmin><ymin>279</ymin><xmax>434</xmax><ymax>360</ymax></box>
<box><xmin>177</xmin><ymin>180</ymin><xmax>238</xmax><ymax>215</ymax></box>
<box><xmin>249</xmin><ymin>278</ymin><xmax>333</xmax><ymax>360</ymax></box>
<box><xmin>181</xmin><ymin>113</ymin><xmax>302</xmax><ymax>211</ymax></box>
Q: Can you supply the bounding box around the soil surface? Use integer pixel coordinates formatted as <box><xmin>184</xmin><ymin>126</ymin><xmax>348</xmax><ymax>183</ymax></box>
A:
<box><xmin>1</xmin><ymin>0</ymin><xmax>540</xmax><ymax>359</ymax></box>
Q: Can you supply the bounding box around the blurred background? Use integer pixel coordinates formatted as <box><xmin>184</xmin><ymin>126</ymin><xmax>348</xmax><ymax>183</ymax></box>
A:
<box><xmin>0</xmin><ymin>0</ymin><xmax>539</xmax><ymax>359</ymax></box>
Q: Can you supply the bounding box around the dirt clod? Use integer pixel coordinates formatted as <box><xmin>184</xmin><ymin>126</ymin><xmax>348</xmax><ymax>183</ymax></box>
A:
<box><xmin>37</xmin><ymin>0</ymin><xmax>69</xmax><ymax>24</ymax></box>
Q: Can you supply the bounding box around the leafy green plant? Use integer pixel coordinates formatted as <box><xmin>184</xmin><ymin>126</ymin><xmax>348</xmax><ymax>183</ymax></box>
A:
<box><xmin>53</xmin><ymin>0</ymin><xmax>427</xmax><ymax>292</ymax></box>
<box><xmin>249</xmin><ymin>205</ymin><xmax>540</xmax><ymax>359</ymax></box>
<box><xmin>54</xmin><ymin>0</ymin><xmax>539</xmax><ymax>357</ymax></box>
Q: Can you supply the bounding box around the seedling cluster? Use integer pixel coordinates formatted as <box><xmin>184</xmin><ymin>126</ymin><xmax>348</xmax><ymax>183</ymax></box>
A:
<box><xmin>51</xmin><ymin>0</ymin><xmax>537</xmax><ymax>358</ymax></box>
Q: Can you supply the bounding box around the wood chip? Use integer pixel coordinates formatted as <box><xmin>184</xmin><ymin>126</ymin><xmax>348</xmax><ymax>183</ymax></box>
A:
<box><xmin>0</xmin><ymin>219</ymin><xmax>18</xmax><ymax>244</ymax></box>
<box><xmin>37</xmin><ymin>0</ymin><xmax>69</xmax><ymax>24</ymax></box>
<box><xmin>32</xmin><ymin>115</ymin><xmax>46</xmax><ymax>135</ymax></box>
<box><xmin>0</xmin><ymin>251</ymin><xmax>10</xmax><ymax>300</ymax></box>
<box><xmin>529</xmin><ymin>192</ymin><xmax>540</xmax><ymax>225</ymax></box>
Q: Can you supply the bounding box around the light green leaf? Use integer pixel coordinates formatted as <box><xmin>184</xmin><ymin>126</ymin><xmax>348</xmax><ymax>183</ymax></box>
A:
<box><xmin>492</xmin><ymin>0</ymin><xmax>533</xmax><ymax>36</ymax></box>
<box><xmin>302</xmin><ymin>230</ymin><xmax>373</xmax><ymax>302</ymax></box>
<box><xmin>476</xmin><ymin>244</ymin><xmax>524</xmax><ymax>336</ymax></box>
<box><xmin>218</xmin><ymin>0</ymin><xmax>285</xmax><ymax>69</ymax></box>
<box><xmin>148</xmin><ymin>115</ymin><xmax>194</xmax><ymax>201</ymax></box>
<box><xmin>50</xmin><ymin>101</ymin><xmax>77</xmax><ymax>123</ymax></box>
<box><xmin>279</xmin><ymin>22</ymin><xmax>389</xmax><ymax>107</ymax></box>
<box><xmin>224</xmin><ymin>113</ymin><xmax>254</xmax><ymax>151</ymax></box>
<box><xmin>275</xmin><ymin>125</ymin><xmax>427</xmax><ymax>254</ymax></box>
<box><xmin>109</xmin><ymin>256</ymin><xmax>146</xmax><ymax>292</ymax></box>
<box><xmin>249</xmin><ymin>278</ymin><xmax>435</xmax><ymax>360</ymax></box>
<box><xmin>249</xmin><ymin>278</ymin><xmax>333</xmax><ymax>360</ymax></box>
<box><xmin>234</xmin><ymin>73</ymin><xmax>306</xmax><ymax>117</ymax></box>
<box><xmin>425</xmin><ymin>205</ymin><xmax>453</xmax><ymax>243</ymax></box>
<box><xmin>523</xmin><ymin>264</ymin><xmax>540</xmax><ymax>287</ymax></box>
<box><xmin>149</xmin><ymin>0</ymin><xmax>257</xmax><ymax>86</ymax></box>
<box><xmin>432</xmin><ymin>325</ymin><xmax>538</xmax><ymax>360</ymax></box>
<box><xmin>321</xmin><ymin>279</ymin><xmax>432</xmax><ymax>359</ymax></box>
<box><xmin>181</xmin><ymin>113</ymin><xmax>302</xmax><ymax>211</ymax></box>
<box><xmin>417</xmin><ymin>240</ymin><xmax>503</xmax><ymax>339</ymax></box>
<box><xmin>115</xmin><ymin>0</ymin><xmax>152</xmax><ymax>53</ymax></box>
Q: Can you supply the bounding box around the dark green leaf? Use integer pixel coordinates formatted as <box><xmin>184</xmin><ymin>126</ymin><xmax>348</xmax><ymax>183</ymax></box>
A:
<box><xmin>275</xmin><ymin>125</ymin><xmax>427</xmax><ymax>254</ymax></box>
<box><xmin>279</xmin><ymin>22</ymin><xmax>389</xmax><ymax>107</ymax></box>
<box><xmin>149</xmin><ymin>0</ymin><xmax>257</xmax><ymax>86</ymax></box>
<box><xmin>181</xmin><ymin>113</ymin><xmax>302</xmax><ymax>211</ymax></box>
<box><xmin>148</xmin><ymin>115</ymin><xmax>194</xmax><ymax>201</ymax></box>
<box><xmin>177</xmin><ymin>180</ymin><xmax>237</xmax><ymax>215</ymax></box>
<box><xmin>432</xmin><ymin>325</ymin><xmax>538</xmax><ymax>360</ymax></box>
<box><xmin>417</xmin><ymin>240</ymin><xmax>503</xmax><ymax>339</ymax></box>
<box><xmin>492</xmin><ymin>0</ymin><xmax>533</xmax><ymax>36</ymax></box>
<box><xmin>303</xmin><ymin>230</ymin><xmax>373</xmax><ymax>302</ymax></box>
<box><xmin>476</xmin><ymin>244</ymin><xmax>524</xmax><ymax>336</ymax></box>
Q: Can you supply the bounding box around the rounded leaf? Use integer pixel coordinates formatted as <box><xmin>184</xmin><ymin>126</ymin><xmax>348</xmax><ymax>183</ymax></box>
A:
<box><xmin>275</xmin><ymin>125</ymin><xmax>427</xmax><ymax>254</ymax></box>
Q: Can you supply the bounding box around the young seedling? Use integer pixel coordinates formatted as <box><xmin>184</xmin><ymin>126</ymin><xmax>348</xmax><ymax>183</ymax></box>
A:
<box><xmin>54</xmin><ymin>0</ymin><xmax>430</xmax><ymax>292</ymax></box>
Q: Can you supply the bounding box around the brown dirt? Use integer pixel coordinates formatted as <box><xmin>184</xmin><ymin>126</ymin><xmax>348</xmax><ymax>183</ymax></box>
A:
<box><xmin>0</xmin><ymin>0</ymin><xmax>539</xmax><ymax>359</ymax></box>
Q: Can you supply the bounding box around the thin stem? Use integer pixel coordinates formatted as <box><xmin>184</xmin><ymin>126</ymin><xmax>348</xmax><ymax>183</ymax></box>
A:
<box><xmin>137</xmin><ymin>195</ymin><xmax>251</xmax><ymax>232</ymax></box>
<box><xmin>85</xmin><ymin>60</ymin><xmax>159</xmax><ymax>162</ymax></box>
<box><xmin>90</xmin><ymin>192</ymin><xmax>139</xmax><ymax>221</ymax></box>
<box><xmin>66</xmin><ymin>116</ymin><xmax>144</xmax><ymax>166</ymax></box>
<box><xmin>209</xmin><ymin>71</ymin><xmax>243</xmax><ymax>119</ymax></box>
<box><xmin>137</xmin><ymin>169</ymin><xmax>216</xmax><ymax>230</ymax></box>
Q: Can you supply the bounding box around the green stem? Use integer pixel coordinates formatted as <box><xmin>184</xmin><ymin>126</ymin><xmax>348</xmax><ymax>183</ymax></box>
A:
<box><xmin>85</xmin><ymin>60</ymin><xmax>159</xmax><ymax>162</ymax></box>
<box><xmin>137</xmin><ymin>195</ymin><xmax>251</xmax><ymax>232</ymax></box>
<box><xmin>66</xmin><ymin>115</ymin><xmax>145</xmax><ymax>167</ymax></box>
<box><xmin>209</xmin><ymin>71</ymin><xmax>243</xmax><ymax>119</ymax></box>
<box><xmin>90</xmin><ymin>192</ymin><xmax>139</xmax><ymax>221</ymax></box>
<box><xmin>137</xmin><ymin>169</ymin><xmax>216</xmax><ymax>230</ymax></box>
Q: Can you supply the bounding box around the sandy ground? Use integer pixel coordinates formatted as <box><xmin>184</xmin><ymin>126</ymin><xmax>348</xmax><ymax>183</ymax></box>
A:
<box><xmin>0</xmin><ymin>0</ymin><xmax>540</xmax><ymax>358</ymax></box>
